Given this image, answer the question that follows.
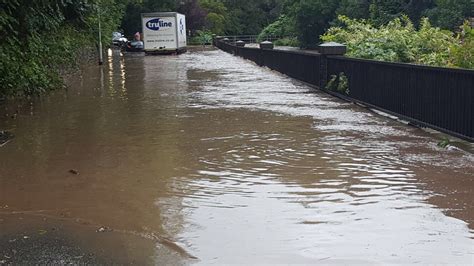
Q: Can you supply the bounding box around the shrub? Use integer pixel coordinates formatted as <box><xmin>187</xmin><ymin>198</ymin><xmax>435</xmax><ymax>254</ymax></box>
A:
<box><xmin>189</xmin><ymin>30</ymin><xmax>213</xmax><ymax>45</ymax></box>
<box><xmin>325</xmin><ymin>72</ymin><xmax>349</xmax><ymax>95</ymax></box>
<box><xmin>321</xmin><ymin>15</ymin><xmax>465</xmax><ymax>68</ymax></box>
<box><xmin>274</xmin><ymin>37</ymin><xmax>299</xmax><ymax>47</ymax></box>
<box><xmin>451</xmin><ymin>21</ymin><xmax>474</xmax><ymax>69</ymax></box>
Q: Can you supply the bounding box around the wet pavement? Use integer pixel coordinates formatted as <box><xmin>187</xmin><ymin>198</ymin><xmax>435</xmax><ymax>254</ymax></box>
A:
<box><xmin>0</xmin><ymin>47</ymin><xmax>473</xmax><ymax>264</ymax></box>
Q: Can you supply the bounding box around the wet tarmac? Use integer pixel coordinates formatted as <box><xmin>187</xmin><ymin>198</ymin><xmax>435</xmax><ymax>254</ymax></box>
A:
<box><xmin>0</xmin><ymin>47</ymin><xmax>473</xmax><ymax>264</ymax></box>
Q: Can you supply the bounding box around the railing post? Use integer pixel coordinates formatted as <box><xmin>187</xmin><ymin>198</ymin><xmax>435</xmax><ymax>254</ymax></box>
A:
<box><xmin>318</xmin><ymin>42</ymin><xmax>347</xmax><ymax>89</ymax></box>
<box><xmin>259</xmin><ymin>41</ymin><xmax>274</xmax><ymax>50</ymax></box>
<box><xmin>236</xmin><ymin>40</ymin><xmax>245</xmax><ymax>47</ymax></box>
<box><xmin>213</xmin><ymin>35</ymin><xmax>222</xmax><ymax>46</ymax></box>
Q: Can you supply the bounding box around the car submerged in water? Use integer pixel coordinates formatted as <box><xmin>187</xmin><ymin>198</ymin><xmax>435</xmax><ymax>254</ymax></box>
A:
<box><xmin>112</xmin><ymin>31</ymin><xmax>143</xmax><ymax>52</ymax></box>
<box><xmin>112</xmin><ymin>32</ymin><xmax>128</xmax><ymax>47</ymax></box>
<box><xmin>125</xmin><ymin>40</ymin><xmax>144</xmax><ymax>52</ymax></box>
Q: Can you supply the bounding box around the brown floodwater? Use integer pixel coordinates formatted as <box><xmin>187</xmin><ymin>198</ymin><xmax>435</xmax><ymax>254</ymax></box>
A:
<box><xmin>1</xmin><ymin>47</ymin><xmax>473</xmax><ymax>264</ymax></box>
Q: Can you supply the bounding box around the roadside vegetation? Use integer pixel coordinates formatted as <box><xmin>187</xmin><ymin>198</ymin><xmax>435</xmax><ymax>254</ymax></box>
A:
<box><xmin>189</xmin><ymin>30</ymin><xmax>213</xmax><ymax>45</ymax></box>
<box><xmin>0</xmin><ymin>0</ymin><xmax>127</xmax><ymax>98</ymax></box>
<box><xmin>322</xmin><ymin>16</ymin><xmax>473</xmax><ymax>68</ymax></box>
<box><xmin>259</xmin><ymin>0</ymin><xmax>473</xmax><ymax>49</ymax></box>
<box><xmin>256</xmin><ymin>0</ymin><xmax>473</xmax><ymax>68</ymax></box>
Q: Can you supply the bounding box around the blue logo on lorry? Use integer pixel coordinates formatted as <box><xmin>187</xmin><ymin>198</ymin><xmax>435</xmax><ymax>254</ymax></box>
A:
<box><xmin>146</xmin><ymin>18</ymin><xmax>172</xmax><ymax>31</ymax></box>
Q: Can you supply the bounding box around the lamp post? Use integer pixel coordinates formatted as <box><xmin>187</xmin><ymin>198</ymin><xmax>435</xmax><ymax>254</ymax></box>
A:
<box><xmin>97</xmin><ymin>1</ymin><xmax>103</xmax><ymax>65</ymax></box>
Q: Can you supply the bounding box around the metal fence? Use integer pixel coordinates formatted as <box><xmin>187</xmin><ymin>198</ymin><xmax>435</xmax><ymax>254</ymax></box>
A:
<box><xmin>327</xmin><ymin>57</ymin><xmax>474</xmax><ymax>141</ymax></box>
<box><xmin>215</xmin><ymin>40</ymin><xmax>474</xmax><ymax>142</ymax></box>
<box><xmin>217</xmin><ymin>41</ymin><xmax>321</xmax><ymax>86</ymax></box>
<box><xmin>220</xmin><ymin>35</ymin><xmax>291</xmax><ymax>44</ymax></box>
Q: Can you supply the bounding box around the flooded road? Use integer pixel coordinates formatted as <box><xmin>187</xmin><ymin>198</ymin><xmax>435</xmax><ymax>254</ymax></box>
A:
<box><xmin>1</xmin><ymin>47</ymin><xmax>473</xmax><ymax>264</ymax></box>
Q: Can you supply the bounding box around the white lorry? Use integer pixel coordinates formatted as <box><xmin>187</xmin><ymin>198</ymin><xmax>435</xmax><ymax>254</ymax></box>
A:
<box><xmin>141</xmin><ymin>12</ymin><xmax>187</xmax><ymax>54</ymax></box>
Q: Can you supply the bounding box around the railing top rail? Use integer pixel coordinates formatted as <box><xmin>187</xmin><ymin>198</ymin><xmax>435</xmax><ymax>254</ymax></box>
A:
<box><xmin>218</xmin><ymin>35</ymin><xmax>296</xmax><ymax>41</ymax></box>
<box><xmin>328</xmin><ymin>55</ymin><xmax>474</xmax><ymax>75</ymax></box>
<box><xmin>217</xmin><ymin>39</ymin><xmax>320</xmax><ymax>57</ymax></box>
<box><xmin>218</xmin><ymin>39</ymin><xmax>473</xmax><ymax>74</ymax></box>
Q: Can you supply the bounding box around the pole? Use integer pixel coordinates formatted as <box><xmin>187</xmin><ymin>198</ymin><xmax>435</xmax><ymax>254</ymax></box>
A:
<box><xmin>98</xmin><ymin>2</ymin><xmax>103</xmax><ymax>65</ymax></box>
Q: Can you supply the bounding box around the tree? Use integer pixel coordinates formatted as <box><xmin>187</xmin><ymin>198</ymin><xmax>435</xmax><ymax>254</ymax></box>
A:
<box><xmin>295</xmin><ymin>0</ymin><xmax>339</xmax><ymax>48</ymax></box>
<box><xmin>221</xmin><ymin>0</ymin><xmax>285</xmax><ymax>35</ymax></box>
<box><xmin>369</xmin><ymin>0</ymin><xmax>435</xmax><ymax>26</ymax></box>
<box><xmin>177</xmin><ymin>0</ymin><xmax>207</xmax><ymax>35</ymax></box>
<box><xmin>120</xmin><ymin>0</ymin><xmax>178</xmax><ymax>36</ymax></box>
<box><xmin>200</xmin><ymin>0</ymin><xmax>227</xmax><ymax>34</ymax></box>
<box><xmin>0</xmin><ymin>0</ymin><xmax>128</xmax><ymax>97</ymax></box>
<box><xmin>336</xmin><ymin>0</ymin><xmax>371</xmax><ymax>19</ymax></box>
<box><xmin>424</xmin><ymin>0</ymin><xmax>474</xmax><ymax>30</ymax></box>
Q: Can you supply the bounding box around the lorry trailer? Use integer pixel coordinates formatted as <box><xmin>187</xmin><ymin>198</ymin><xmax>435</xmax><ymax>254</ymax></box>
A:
<box><xmin>141</xmin><ymin>12</ymin><xmax>187</xmax><ymax>55</ymax></box>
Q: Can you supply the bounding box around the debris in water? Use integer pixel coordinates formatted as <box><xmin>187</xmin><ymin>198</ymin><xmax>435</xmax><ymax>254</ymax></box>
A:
<box><xmin>96</xmin><ymin>226</ymin><xmax>112</xmax><ymax>233</ymax></box>
<box><xmin>0</xmin><ymin>131</ymin><xmax>14</xmax><ymax>146</ymax></box>
<box><xmin>69</xmin><ymin>169</ymin><xmax>79</xmax><ymax>175</ymax></box>
<box><xmin>437</xmin><ymin>137</ymin><xmax>451</xmax><ymax>148</ymax></box>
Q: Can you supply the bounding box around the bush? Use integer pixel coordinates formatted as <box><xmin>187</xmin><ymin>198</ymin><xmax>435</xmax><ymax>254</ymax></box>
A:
<box><xmin>321</xmin><ymin>15</ymin><xmax>467</xmax><ymax>68</ymax></box>
<box><xmin>189</xmin><ymin>30</ymin><xmax>213</xmax><ymax>45</ymax></box>
<box><xmin>274</xmin><ymin>37</ymin><xmax>299</xmax><ymax>47</ymax></box>
<box><xmin>325</xmin><ymin>72</ymin><xmax>349</xmax><ymax>95</ymax></box>
<box><xmin>451</xmin><ymin>21</ymin><xmax>474</xmax><ymax>69</ymax></box>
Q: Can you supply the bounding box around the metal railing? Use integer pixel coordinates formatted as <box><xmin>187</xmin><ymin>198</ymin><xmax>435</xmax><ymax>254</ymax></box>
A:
<box><xmin>215</xmin><ymin>39</ymin><xmax>474</xmax><ymax>142</ymax></box>
<box><xmin>219</xmin><ymin>35</ymin><xmax>293</xmax><ymax>44</ymax></box>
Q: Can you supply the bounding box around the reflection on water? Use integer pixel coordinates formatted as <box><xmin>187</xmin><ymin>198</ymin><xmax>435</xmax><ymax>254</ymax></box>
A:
<box><xmin>0</xmin><ymin>47</ymin><xmax>473</xmax><ymax>264</ymax></box>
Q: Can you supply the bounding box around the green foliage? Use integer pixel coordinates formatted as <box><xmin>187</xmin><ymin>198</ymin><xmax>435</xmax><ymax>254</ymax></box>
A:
<box><xmin>257</xmin><ymin>0</ymin><xmax>471</xmax><ymax>48</ymax></box>
<box><xmin>321</xmin><ymin>15</ymin><xmax>466</xmax><ymax>67</ymax></box>
<box><xmin>274</xmin><ymin>37</ymin><xmax>299</xmax><ymax>47</ymax></box>
<box><xmin>295</xmin><ymin>0</ymin><xmax>339</xmax><ymax>48</ymax></box>
<box><xmin>0</xmin><ymin>0</ymin><xmax>127</xmax><ymax>98</ymax></box>
<box><xmin>200</xmin><ymin>0</ymin><xmax>227</xmax><ymax>35</ymax></box>
<box><xmin>337</xmin><ymin>72</ymin><xmax>349</xmax><ymax>94</ymax></box>
<box><xmin>325</xmin><ymin>75</ymin><xmax>338</xmax><ymax>91</ymax></box>
<box><xmin>370</xmin><ymin>0</ymin><xmax>411</xmax><ymax>25</ymax></box>
<box><xmin>437</xmin><ymin>136</ymin><xmax>451</xmax><ymax>148</ymax></box>
<box><xmin>121</xmin><ymin>0</ymin><xmax>178</xmax><ymax>36</ymax></box>
<box><xmin>189</xmin><ymin>30</ymin><xmax>213</xmax><ymax>45</ymax></box>
<box><xmin>424</xmin><ymin>0</ymin><xmax>473</xmax><ymax>30</ymax></box>
<box><xmin>257</xmin><ymin>14</ymin><xmax>296</xmax><ymax>41</ymax></box>
<box><xmin>121</xmin><ymin>0</ymin><xmax>285</xmax><ymax>36</ymax></box>
<box><xmin>451</xmin><ymin>21</ymin><xmax>474</xmax><ymax>69</ymax></box>
<box><xmin>221</xmin><ymin>0</ymin><xmax>285</xmax><ymax>35</ymax></box>
<box><xmin>336</xmin><ymin>0</ymin><xmax>371</xmax><ymax>19</ymax></box>
<box><xmin>325</xmin><ymin>72</ymin><xmax>349</xmax><ymax>95</ymax></box>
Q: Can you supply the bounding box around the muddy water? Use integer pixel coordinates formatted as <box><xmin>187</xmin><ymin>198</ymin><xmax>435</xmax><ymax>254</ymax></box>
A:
<box><xmin>1</xmin><ymin>47</ymin><xmax>473</xmax><ymax>264</ymax></box>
